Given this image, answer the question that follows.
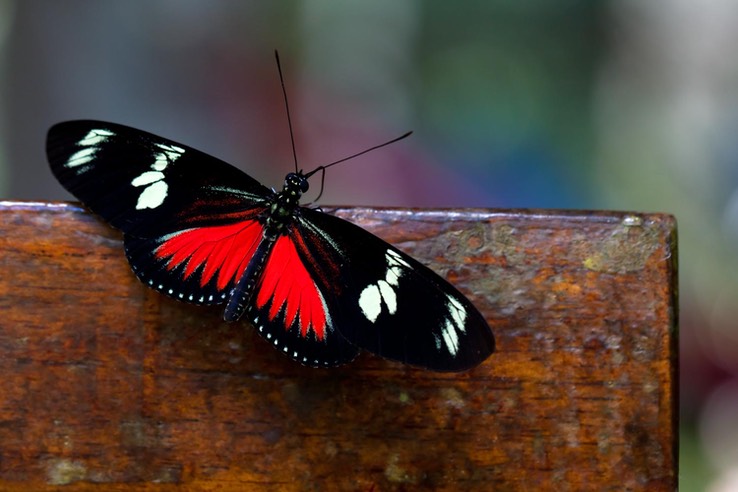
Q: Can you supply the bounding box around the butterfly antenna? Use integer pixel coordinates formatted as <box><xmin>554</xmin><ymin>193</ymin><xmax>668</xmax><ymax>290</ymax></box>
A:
<box><xmin>275</xmin><ymin>50</ymin><xmax>299</xmax><ymax>173</ymax></box>
<box><xmin>304</xmin><ymin>130</ymin><xmax>413</xmax><ymax>203</ymax></box>
<box><xmin>304</xmin><ymin>131</ymin><xmax>413</xmax><ymax>180</ymax></box>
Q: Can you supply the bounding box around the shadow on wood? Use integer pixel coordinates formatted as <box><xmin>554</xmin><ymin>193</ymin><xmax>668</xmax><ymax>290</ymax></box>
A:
<box><xmin>0</xmin><ymin>201</ymin><xmax>678</xmax><ymax>490</ymax></box>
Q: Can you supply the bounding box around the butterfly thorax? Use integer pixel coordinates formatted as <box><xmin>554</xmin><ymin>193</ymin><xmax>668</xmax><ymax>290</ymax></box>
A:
<box><xmin>262</xmin><ymin>172</ymin><xmax>309</xmax><ymax>235</ymax></box>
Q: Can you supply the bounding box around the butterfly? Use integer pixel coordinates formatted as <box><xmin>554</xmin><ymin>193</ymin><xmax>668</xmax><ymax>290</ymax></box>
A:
<box><xmin>46</xmin><ymin>119</ymin><xmax>495</xmax><ymax>371</ymax></box>
<box><xmin>46</xmin><ymin>51</ymin><xmax>494</xmax><ymax>372</ymax></box>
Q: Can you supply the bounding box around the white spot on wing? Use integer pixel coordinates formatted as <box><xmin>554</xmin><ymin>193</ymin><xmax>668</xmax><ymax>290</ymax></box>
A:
<box><xmin>387</xmin><ymin>248</ymin><xmax>410</xmax><ymax>267</ymax></box>
<box><xmin>359</xmin><ymin>284</ymin><xmax>382</xmax><ymax>323</ymax></box>
<box><xmin>438</xmin><ymin>296</ymin><xmax>468</xmax><ymax>356</ymax></box>
<box><xmin>79</xmin><ymin>128</ymin><xmax>114</xmax><ymax>146</ymax></box>
<box><xmin>152</xmin><ymin>143</ymin><xmax>184</xmax><ymax>171</ymax></box>
<box><xmin>385</xmin><ymin>264</ymin><xmax>402</xmax><ymax>286</ymax></box>
<box><xmin>131</xmin><ymin>171</ymin><xmax>165</xmax><ymax>187</ymax></box>
<box><xmin>377</xmin><ymin>280</ymin><xmax>397</xmax><ymax>314</ymax></box>
<box><xmin>442</xmin><ymin>319</ymin><xmax>460</xmax><ymax>355</ymax></box>
<box><xmin>358</xmin><ymin>249</ymin><xmax>406</xmax><ymax>322</ymax></box>
<box><xmin>156</xmin><ymin>142</ymin><xmax>185</xmax><ymax>154</ymax></box>
<box><xmin>447</xmin><ymin>296</ymin><xmax>466</xmax><ymax>330</ymax></box>
<box><xmin>66</xmin><ymin>148</ymin><xmax>96</xmax><ymax>168</ymax></box>
<box><xmin>135</xmin><ymin>180</ymin><xmax>168</xmax><ymax>210</ymax></box>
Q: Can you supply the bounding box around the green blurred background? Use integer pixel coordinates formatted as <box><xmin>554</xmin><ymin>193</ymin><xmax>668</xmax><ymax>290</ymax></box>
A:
<box><xmin>2</xmin><ymin>2</ymin><xmax>736</xmax><ymax>489</ymax></box>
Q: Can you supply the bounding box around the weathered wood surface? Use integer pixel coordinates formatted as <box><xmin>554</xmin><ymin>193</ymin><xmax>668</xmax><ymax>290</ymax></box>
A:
<box><xmin>0</xmin><ymin>201</ymin><xmax>678</xmax><ymax>491</ymax></box>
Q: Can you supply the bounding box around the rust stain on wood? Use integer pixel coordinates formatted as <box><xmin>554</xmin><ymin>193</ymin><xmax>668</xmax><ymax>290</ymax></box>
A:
<box><xmin>0</xmin><ymin>201</ymin><xmax>678</xmax><ymax>490</ymax></box>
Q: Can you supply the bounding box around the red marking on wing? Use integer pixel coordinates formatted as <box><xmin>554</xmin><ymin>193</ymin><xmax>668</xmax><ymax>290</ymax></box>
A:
<box><xmin>155</xmin><ymin>220</ymin><xmax>264</xmax><ymax>290</ymax></box>
<box><xmin>256</xmin><ymin>234</ymin><xmax>328</xmax><ymax>341</ymax></box>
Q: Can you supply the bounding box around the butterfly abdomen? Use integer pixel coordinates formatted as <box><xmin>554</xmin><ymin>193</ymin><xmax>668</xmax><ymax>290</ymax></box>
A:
<box><xmin>224</xmin><ymin>234</ymin><xmax>275</xmax><ymax>322</ymax></box>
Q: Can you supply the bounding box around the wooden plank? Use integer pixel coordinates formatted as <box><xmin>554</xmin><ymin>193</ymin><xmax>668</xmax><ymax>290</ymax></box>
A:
<box><xmin>0</xmin><ymin>201</ymin><xmax>678</xmax><ymax>490</ymax></box>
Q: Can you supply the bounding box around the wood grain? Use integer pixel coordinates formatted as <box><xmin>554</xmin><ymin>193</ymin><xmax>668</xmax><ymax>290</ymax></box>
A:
<box><xmin>0</xmin><ymin>201</ymin><xmax>678</xmax><ymax>491</ymax></box>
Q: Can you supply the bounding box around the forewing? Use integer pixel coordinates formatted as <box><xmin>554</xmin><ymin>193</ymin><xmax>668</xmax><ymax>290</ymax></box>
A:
<box><xmin>46</xmin><ymin>120</ymin><xmax>272</xmax><ymax>237</ymax></box>
<box><xmin>296</xmin><ymin>208</ymin><xmax>495</xmax><ymax>372</ymax></box>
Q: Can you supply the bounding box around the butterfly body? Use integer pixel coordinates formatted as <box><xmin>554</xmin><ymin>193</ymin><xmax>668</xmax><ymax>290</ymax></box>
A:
<box><xmin>47</xmin><ymin>120</ymin><xmax>495</xmax><ymax>371</ymax></box>
<box><xmin>221</xmin><ymin>172</ymin><xmax>309</xmax><ymax>322</ymax></box>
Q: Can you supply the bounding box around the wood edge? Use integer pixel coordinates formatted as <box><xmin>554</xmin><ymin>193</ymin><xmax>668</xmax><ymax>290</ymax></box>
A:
<box><xmin>1</xmin><ymin>200</ymin><xmax>677</xmax><ymax>224</ymax></box>
<box><xmin>666</xmin><ymin>214</ymin><xmax>680</xmax><ymax>484</ymax></box>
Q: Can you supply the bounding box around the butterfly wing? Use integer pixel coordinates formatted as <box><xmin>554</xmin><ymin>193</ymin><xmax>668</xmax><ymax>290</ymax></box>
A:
<box><xmin>47</xmin><ymin>120</ymin><xmax>273</xmax><ymax>236</ymax></box>
<box><xmin>47</xmin><ymin>120</ymin><xmax>360</xmax><ymax>366</ymax></box>
<box><xmin>296</xmin><ymin>208</ymin><xmax>495</xmax><ymax>372</ymax></box>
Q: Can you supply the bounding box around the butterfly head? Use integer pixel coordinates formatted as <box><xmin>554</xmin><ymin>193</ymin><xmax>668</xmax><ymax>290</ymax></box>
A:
<box><xmin>284</xmin><ymin>172</ymin><xmax>310</xmax><ymax>196</ymax></box>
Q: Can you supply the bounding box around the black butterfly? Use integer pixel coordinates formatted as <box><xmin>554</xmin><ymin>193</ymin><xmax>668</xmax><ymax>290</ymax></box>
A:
<box><xmin>46</xmin><ymin>119</ymin><xmax>495</xmax><ymax>371</ymax></box>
